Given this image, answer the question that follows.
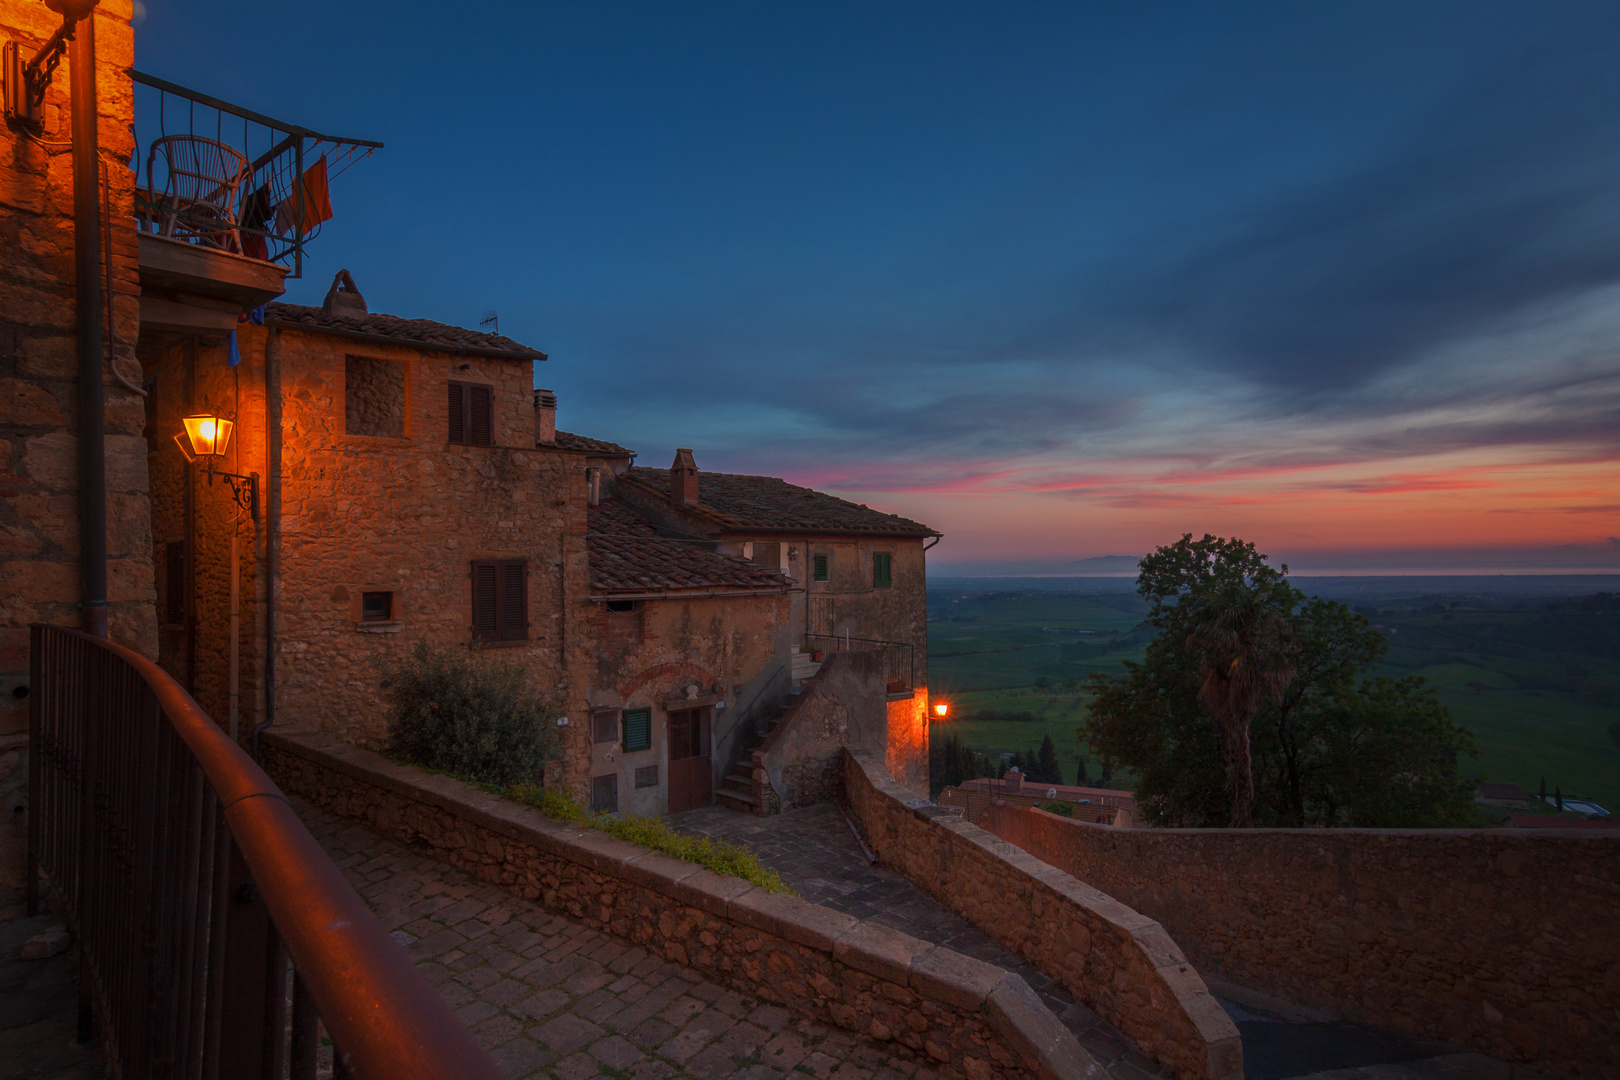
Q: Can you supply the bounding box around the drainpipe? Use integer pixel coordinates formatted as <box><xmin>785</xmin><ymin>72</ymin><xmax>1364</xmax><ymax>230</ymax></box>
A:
<box><xmin>252</xmin><ymin>328</ymin><xmax>280</xmax><ymax>761</ymax></box>
<box><xmin>70</xmin><ymin>9</ymin><xmax>105</xmax><ymax>636</ymax></box>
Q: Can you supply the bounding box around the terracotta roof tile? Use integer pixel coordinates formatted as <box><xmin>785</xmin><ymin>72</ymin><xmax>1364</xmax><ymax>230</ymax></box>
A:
<box><xmin>265</xmin><ymin>302</ymin><xmax>545</xmax><ymax>359</ymax></box>
<box><xmin>551</xmin><ymin>430</ymin><xmax>634</xmax><ymax>455</ymax></box>
<box><xmin>623</xmin><ymin>467</ymin><xmax>938</xmax><ymax>537</ymax></box>
<box><xmin>588</xmin><ymin>499</ymin><xmax>789</xmax><ymax>594</ymax></box>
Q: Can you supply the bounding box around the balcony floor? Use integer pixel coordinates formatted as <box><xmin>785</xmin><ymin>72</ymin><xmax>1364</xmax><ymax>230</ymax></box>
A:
<box><xmin>0</xmin><ymin>913</ymin><xmax>103</xmax><ymax>1080</ymax></box>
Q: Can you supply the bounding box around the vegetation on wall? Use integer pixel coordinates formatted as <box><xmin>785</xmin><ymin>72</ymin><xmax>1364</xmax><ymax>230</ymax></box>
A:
<box><xmin>383</xmin><ymin>640</ymin><xmax>560</xmax><ymax>787</ymax></box>
<box><xmin>1081</xmin><ymin>534</ymin><xmax>1478</xmax><ymax>828</ymax></box>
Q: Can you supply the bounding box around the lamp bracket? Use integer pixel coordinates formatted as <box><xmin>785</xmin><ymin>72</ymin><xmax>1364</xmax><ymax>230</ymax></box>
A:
<box><xmin>206</xmin><ymin>466</ymin><xmax>259</xmax><ymax>523</ymax></box>
<box><xmin>3</xmin><ymin>12</ymin><xmax>78</xmax><ymax>133</ymax></box>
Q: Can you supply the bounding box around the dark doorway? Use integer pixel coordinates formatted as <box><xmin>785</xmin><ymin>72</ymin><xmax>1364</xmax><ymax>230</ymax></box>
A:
<box><xmin>667</xmin><ymin>707</ymin><xmax>712</xmax><ymax>813</ymax></box>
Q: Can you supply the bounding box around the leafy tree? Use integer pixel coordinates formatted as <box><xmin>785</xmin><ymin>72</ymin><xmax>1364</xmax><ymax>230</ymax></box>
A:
<box><xmin>1082</xmin><ymin>533</ymin><xmax>1477</xmax><ymax>827</ymax></box>
<box><xmin>1608</xmin><ymin>721</ymin><xmax>1620</xmax><ymax>746</ymax></box>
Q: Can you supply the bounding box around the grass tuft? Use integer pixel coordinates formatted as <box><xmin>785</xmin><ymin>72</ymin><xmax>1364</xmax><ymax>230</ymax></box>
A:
<box><xmin>508</xmin><ymin>784</ymin><xmax>793</xmax><ymax>894</ymax></box>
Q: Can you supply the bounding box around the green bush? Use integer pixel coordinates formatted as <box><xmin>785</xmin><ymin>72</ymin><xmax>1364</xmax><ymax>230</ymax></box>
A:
<box><xmin>508</xmin><ymin>784</ymin><xmax>791</xmax><ymax>893</ymax></box>
<box><xmin>1039</xmin><ymin>800</ymin><xmax>1077</xmax><ymax>817</ymax></box>
<box><xmin>383</xmin><ymin>640</ymin><xmax>559</xmax><ymax>787</ymax></box>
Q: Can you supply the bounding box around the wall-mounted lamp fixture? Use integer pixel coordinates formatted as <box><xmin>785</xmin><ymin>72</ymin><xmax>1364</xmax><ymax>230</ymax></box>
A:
<box><xmin>933</xmin><ymin>702</ymin><xmax>949</xmax><ymax>718</ymax></box>
<box><xmin>176</xmin><ymin>413</ymin><xmax>258</xmax><ymax>521</ymax></box>
<box><xmin>3</xmin><ymin>0</ymin><xmax>98</xmax><ymax>132</ymax></box>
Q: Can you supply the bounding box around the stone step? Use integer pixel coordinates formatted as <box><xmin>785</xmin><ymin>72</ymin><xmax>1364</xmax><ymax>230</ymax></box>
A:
<box><xmin>716</xmin><ymin>786</ymin><xmax>757</xmax><ymax>808</ymax></box>
<box><xmin>725</xmin><ymin>771</ymin><xmax>754</xmax><ymax>788</ymax></box>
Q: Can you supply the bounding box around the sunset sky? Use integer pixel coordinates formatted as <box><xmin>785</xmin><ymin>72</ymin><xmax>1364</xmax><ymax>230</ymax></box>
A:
<box><xmin>135</xmin><ymin>2</ymin><xmax>1620</xmax><ymax>573</ymax></box>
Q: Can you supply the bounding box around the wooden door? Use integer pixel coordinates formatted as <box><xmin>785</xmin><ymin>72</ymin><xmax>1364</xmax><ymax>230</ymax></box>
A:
<box><xmin>666</xmin><ymin>707</ymin><xmax>712</xmax><ymax>813</ymax></box>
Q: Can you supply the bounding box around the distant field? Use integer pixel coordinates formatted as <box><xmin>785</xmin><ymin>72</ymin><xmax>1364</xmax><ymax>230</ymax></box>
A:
<box><xmin>926</xmin><ymin>586</ymin><xmax>1620</xmax><ymax>814</ymax></box>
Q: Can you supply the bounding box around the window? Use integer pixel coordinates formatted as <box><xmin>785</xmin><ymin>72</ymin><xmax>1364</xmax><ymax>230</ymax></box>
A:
<box><xmin>591</xmin><ymin>774</ymin><xmax>619</xmax><ymax>814</ymax></box>
<box><xmin>622</xmin><ymin>708</ymin><xmax>652</xmax><ymax>752</ymax></box>
<box><xmin>813</xmin><ymin>553</ymin><xmax>829</xmax><ymax>582</ymax></box>
<box><xmin>873</xmin><ymin>552</ymin><xmax>893</xmax><ymax>589</ymax></box>
<box><xmin>165</xmin><ymin>541</ymin><xmax>185</xmax><ymax>624</ymax></box>
<box><xmin>634</xmin><ymin>765</ymin><xmax>659</xmax><ymax>789</ymax></box>
<box><xmin>471</xmin><ymin>559</ymin><xmax>527</xmax><ymax>641</ymax></box>
<box><xmin>592</xmin><ymin>710</ymin><xmax>620</xmax><ymax>744</ymax></box>
<box><xmin>361</xmin><ymin>591</ymin><xmax>393</xmax><ymax>621</ymax></box>
<box><xmin>750</xmin><ymin>541</ymin><xmax>779</xmax><ymax>569</ymax></box>
<box><xmin>346</xmin><ymin>356</ymin><xmax>405</xmax><ymax>437</ymax></box>
<box><xmin>605</xmin><ymin>599</ymin><xmax>636</xmax><ymax>613</ymax></box>
<box><xmin>448</xmin><ymin>380</ymin><xmax>494</xmax><ymax>446</ymax></box>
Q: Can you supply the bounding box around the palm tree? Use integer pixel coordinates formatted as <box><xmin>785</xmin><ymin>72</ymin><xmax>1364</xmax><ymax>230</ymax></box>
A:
<box><xmin>1188</xmin><ymin>582</ymin><xmax>1295</xmax><ymax>827</ymax></box>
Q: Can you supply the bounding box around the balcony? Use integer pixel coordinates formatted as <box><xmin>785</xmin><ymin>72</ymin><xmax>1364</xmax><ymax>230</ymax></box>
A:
<box><xmin>130</xmin><ymin>70</ymin><xmax>381</xmax><ymax>346</ymax></box>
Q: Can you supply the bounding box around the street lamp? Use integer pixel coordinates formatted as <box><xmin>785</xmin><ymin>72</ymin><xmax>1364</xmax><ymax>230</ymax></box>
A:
<box><xmin>176</xmin><ymin>413</ymin><xmax>258</xmax><ymax>521</ymax></box>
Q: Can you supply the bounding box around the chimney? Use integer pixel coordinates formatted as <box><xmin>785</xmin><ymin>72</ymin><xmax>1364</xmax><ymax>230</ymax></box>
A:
<box><xmin>587</xmin><ymin>467</ymin><xmax>601</xmax><ymax>507</ymax></box>
<box><xmin>671</xmin><ymin>448</ymin><xmax>699</xmax><ymax>505</ymax></box>
<box><xmin>322</xmin><ymin>269</ymin><xmax>367</xmax><ymax>317</ymax></box>
<box><xmin>534</xmin><ymin>388</ymin><xmax>557</xmax><ymax>445</ymax></box>
<box><xmin>1002</xmin><ymin>767</ymin><xmax>1023</xmax><ymax>794</ymax></box>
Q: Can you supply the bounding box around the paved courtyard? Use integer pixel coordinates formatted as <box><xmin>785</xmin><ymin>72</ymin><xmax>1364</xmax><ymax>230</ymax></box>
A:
<box><xmin>299</xmin><ymin>798</ymin><xmax>936</xmax><ymax>1080</ymax></box>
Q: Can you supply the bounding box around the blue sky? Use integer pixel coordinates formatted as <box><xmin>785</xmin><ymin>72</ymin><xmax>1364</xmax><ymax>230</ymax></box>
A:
<box><xmin>134</xmin><ymin>2</ymin><xmax>1620</xmax><ymax>572</ymax></box>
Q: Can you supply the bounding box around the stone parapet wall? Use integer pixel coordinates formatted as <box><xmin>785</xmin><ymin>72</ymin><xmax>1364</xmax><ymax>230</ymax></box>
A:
<box><xmin>261</xmin><ymin>729</ymin><xmax>1101</xmax><ymax>1080</ymax></box>
<box><xmin>843</xmin><ymin>751</ymin><xmax>1241</xmax><ymax>1080</ymax></box>
<box><xmin>754</xmin><ymin>652</ymin><xmax>886</xmax><ymax>813</ymax></box>
<box><xmin>981</xmin><ymin>803</ymin><xmax>1620</xmax><ymax>1080</ymax></box>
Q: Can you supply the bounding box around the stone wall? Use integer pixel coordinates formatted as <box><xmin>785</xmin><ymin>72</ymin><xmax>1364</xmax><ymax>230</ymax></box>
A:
<box><xmin>844</xmin><ymin>751</ymin><xmax>1242</xmax><ymax>1080</ymax></box>
<box><xmin>1</xmin><ymin>0</ymin><xmax>154</xmax><ymax>737</ymax></box>
<box><xmin>754</xmin><ymin>651</ymin><xmax>885</xmax><ymax>811</ymax></box>
<box><xmin>261</xmin><ymin>729</ymin><xmax>1100</xmax><ymax>1080</ymax></box>
<box><xmin>980</xmin><ymin>802</ymin><xmax>1620</xmax><ymax>1080</ymax></box>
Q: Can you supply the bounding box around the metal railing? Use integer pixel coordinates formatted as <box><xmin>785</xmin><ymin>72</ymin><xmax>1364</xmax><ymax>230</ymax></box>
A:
<box><xmin>806</xmin><ymin>632</ymin><xmax>914</xmax><ymax>692</ymax></box>
<box><xmin>131</xmin><ymin>70</ymin><xmax>381</xmax><ymax>278</ymax></box>
<box><xmin>27</xmin><ymin>624</ymin><xmax>501</xmax><ymax>1080</ymax></box>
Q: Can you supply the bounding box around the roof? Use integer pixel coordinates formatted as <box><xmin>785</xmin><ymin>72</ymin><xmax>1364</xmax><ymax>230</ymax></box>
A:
<box><xmin>622</xmin><ymin>466</ymin><xmax>938</xmax><ymax>537</ymax></box>
<box><xmin>1505</xmin><ymin>815</ymin><xmax>1620</xmax><ymax>830</ymax></box>
<box><xmin>264</xmin><ymin>302</ymin><xmax>545</xmax><ymax>360</ymax></box>
<box><xmin>588</xmin><ymin>499</ymin><xmax>791</xmax><ymax>596</ymax></box>
<box><xmin>551</xmin><ymin>430</ymin><xmax>634</xmax><ymax>456</ymax></box>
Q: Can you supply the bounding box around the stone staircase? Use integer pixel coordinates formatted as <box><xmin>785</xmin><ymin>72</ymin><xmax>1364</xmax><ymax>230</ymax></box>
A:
<box><xmin>715</xmin><ymin>648</ymin><xmax>821</xmax><ymax>813</ymax></box>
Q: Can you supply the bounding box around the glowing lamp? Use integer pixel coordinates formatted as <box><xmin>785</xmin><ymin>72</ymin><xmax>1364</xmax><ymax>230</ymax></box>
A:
<box><xmin>933</xmin><ymin>702</ymin><xmax>949</xmax><ymax>718</ymax></box>
<box><xmin>176</xmin><ymin>414</ymin><xmax>234</xmax><ymax>461</ymax></box>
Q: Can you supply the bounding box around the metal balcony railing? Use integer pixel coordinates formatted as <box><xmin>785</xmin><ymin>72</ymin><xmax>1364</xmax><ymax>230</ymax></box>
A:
<box><xmin>131</xmin><ymin>70</ymin><xmax>381</xmax><ymax>278</ymax></box>
<box><xmin>27</xmin><ymin>624</ymin><xmax>501</xmax><ymax>1080</ymax></box>
<box><xmin>806</xmin><ymin>632</ymin><xmax>915</xmax><ymax>693</ymax></box>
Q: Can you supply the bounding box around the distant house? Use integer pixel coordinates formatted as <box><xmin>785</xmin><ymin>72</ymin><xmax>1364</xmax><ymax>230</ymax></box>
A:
<box><xmin>1477</xmin><ymin>782</ymin><xmax>1530</xmax><ymax>808</ymax></box>
<box><xmin>951</xmin><ymin>772</ymin><xmax>1138</xmax><ymax>827</ymax></box>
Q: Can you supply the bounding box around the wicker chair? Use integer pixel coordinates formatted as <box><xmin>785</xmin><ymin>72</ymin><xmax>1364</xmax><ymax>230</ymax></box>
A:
<box><xmin>145</xmin><ymin>135</ymin><xmax>250</xmax><ymax>253</ymax></box>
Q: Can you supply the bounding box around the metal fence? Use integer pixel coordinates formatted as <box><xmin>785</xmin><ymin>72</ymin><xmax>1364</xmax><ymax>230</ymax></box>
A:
<box><xmin>806</xmin><ymin>632</ymin><xmax>915</xmax><ymax>692</ymax></box>
<box><xmin>27</xmin><ymin>624</ymin><xmax>501</xmax><ymax>1080</ymax></box>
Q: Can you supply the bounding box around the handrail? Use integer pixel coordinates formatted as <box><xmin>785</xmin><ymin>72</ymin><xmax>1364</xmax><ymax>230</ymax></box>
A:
<box><xmin>806</xmin><ymin>632</ymin><xmax>915</xmax><ymax>689</ymax></box>
<box><xmin>28</xmin><ymin>624</ymin><xmax>501</xmax><ymax>1080</ymax></box>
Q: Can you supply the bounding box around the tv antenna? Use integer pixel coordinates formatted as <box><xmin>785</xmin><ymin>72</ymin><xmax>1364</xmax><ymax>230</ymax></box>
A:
<box><xmin>479</xmin><ymin>310</ymin><xmax>499</xmax><ymax>335</ymax></box>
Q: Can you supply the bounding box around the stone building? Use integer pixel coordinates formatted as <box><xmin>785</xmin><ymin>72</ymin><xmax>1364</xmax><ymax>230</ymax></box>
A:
<box><xmin>615</xmin><ymin>453</ymin><xmax>939</xmax><ymax>795</ymax></box>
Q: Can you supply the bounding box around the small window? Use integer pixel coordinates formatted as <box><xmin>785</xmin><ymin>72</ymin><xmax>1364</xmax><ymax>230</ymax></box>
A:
<box><xmin>471</xmin><ymin>559</ymin><xmax>527</xmax><ymax>641</ymax></box>
<box><xmin>361</xmin><ymin>591</ymin><xmax>393</xmax><ymax>621</ymax></box>
<box><xmin>592</xmin><ymin>710</ymin><xmax>620</xmax><ymax>744</ymax></box>
<box><xmin>346</xmin><ymin>356</ymin><xmax>406</xmax><ymax>437</ymax></box>
<box><xmin>622</xmin><ymin>708</ymin><xmax>652</xmax><ymax>753</ymax></box>
<box><xmin>634</xmin><ymin>765</ymin><xmax>659</xmax><ymax>789</ymax></box>
<box><xmin>750</xmin><ymin>542</ymin><xmax>779</xmax><ymax>569</ymax></box>
<box><xmin>813</xmin><ymin>553</ymin><xmax>829</xmax><ymax>582</ymax></box>
<box><xmin>448</xmin><ymin>380</ymin><xmax>494</xmax><ymax>446</ymax></box>
<box><xmin>165</xmin><ymin>541</ymin><xmax>185</xmax><ymax>624</ymax></box>
<box><xmin>605</xmin><ymin>599</ymin><xmax>636</xmax><ymax>613</ymax></box>
<box><xmin>873</xmin><ymin>552</ymin><xmax>893</xmax><ymax>589</ymax></box>
<box><xmin>591</xmin><ymin>774</ymin><xmax>619</xmax><ymax>814</ymax></box>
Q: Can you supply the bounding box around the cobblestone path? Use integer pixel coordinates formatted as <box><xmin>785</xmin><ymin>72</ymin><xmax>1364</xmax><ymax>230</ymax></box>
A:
<box><xmin>671</xmin><ymin>802</ymin><xmax>1171</xmax><ymax>1080</ymax></box>
<box><xmin>298</xmin><ymin>799</ymin><xmax>937</xmax><ymax>1080</ymax></box>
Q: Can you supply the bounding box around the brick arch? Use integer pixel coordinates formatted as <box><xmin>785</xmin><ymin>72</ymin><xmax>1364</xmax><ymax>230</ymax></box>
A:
<box><xmin>618</xmin><ymin>661</ymin><xmax>719</xmax><ymax>703</ymax></box>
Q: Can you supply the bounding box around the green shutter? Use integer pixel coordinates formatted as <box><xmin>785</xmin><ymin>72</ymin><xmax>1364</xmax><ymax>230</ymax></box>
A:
<box><xmin>813</xmin><ymin>553</ymin><xmax>828</xmax><ymax>581</ymax></box>
<box><xmin>622</xmin><ymin>708</ymin><xmax>652</xmax><ymax>752</ymax></box>
<box><xmin>873</xmin><ymin>552</ymin><xmax>892</xmax><ymax>588</ymax></box>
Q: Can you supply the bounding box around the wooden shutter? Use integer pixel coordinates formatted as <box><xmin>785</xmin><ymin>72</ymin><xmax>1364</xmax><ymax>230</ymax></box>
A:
<box><xmin>622</xmin><ymin>708</ymin><xmax>652</xmax><ymax>752</ymax></box>
<box><xmin>873</xmin><ymin>552</ymin><xmax>892</xmax><ymax>588</ymax></box>
<box><xmin>498</xmin><ymin>559</ymin><xmax>527</xmax><ymax>640</ymax></box>
<box><xmin>590</xmin><ymin>774</ymin><xmax>619</xmax><ymax>814</ymax></box>
<box><xmin>592</xmin><ymin>710</ymin><xmax>620</xmax><ymax>744</ymax></box>
<box><xmin>447</xmin><ymin>381</ymin><xmax>465</xmax><ymax>444</ymax></box>
<box><xmin>471</xmin><ymin>560</ymin><xmax>498</xmax><ymax>639</ymax></box>
<box><xmin>751</xmin><ymin>541</ymin><xmax>779</xmax><ymax>569</ymax></box>
<box><xmin>165</xmin><ymin>541</ymin><xmax>185</xmax><ymax>623</ymax></box>
<box><xmin>813</xmin><ymin>553</ymin><xmax>828</xmax><ymax>581</ymax></box>
<box><xmin>469</xmin><ymin>384</ymin><xmax>493</xmax><ymax>446</ymax></box>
